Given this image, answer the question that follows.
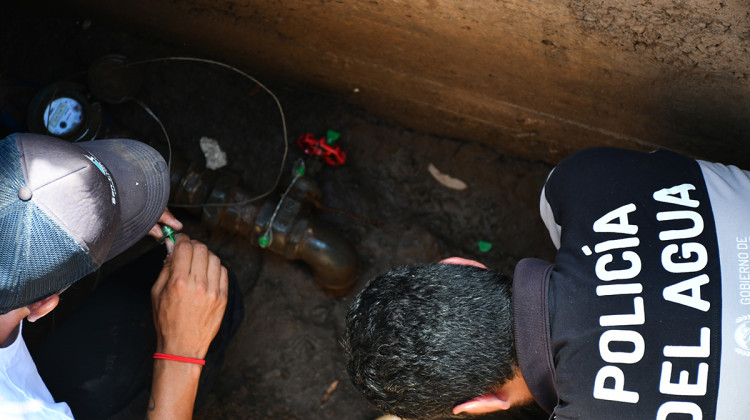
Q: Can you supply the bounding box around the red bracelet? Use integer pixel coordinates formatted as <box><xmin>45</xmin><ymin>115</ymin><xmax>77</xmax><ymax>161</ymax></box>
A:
<box><xmin>153</xmin><ymin>353</ymin><xmax>206</xmax><ymax>366</ymax></box>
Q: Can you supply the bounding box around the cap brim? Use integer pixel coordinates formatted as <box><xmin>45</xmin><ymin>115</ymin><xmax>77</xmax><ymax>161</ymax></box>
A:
<box><xmin>78</xmin><ymin>139</ymin><xmax>169</xmax><ymax>261</ymax></box>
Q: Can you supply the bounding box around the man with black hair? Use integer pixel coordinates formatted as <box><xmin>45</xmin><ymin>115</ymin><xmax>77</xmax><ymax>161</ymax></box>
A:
<box><xmin>344</xmin><ymin>259</ymin><xmax>540</xmax><ymax>420</ymax></box>
<box><xmin>344</xmin><ymin>147</ymin><xmax>750</xmax><ymax>419</ymax></box>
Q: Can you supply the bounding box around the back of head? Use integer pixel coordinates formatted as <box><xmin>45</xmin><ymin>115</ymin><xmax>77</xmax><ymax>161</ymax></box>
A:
<box><xmin>0</xmin><ymin>133</ymin><xmax>169</xmax><ymax>313</ymax></box>
<box><xmin>343</xmin><ymin>263</ymin><xmax>517</xmax><ymax>419</ymax></box>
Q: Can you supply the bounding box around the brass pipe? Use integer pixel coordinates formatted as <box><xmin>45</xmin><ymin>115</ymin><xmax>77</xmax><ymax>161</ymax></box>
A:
<box><xmin>169</xmin><ymin>155</ymin><xmax>357</xmax><ymax>295</ymax></box>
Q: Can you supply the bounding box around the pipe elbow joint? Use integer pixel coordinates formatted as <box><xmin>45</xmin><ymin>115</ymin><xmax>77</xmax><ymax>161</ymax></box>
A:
<box><xmin>284</xmin><ymin>218</ymin><xmax>357</xmax><ymax>295</ymax></box>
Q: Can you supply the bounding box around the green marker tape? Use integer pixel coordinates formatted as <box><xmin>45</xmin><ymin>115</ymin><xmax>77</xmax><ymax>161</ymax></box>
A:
<box><xmin>162</xmin><ymin>225</ymin><xmax>176</xmax><ymax>243</ymax></box>
<box><xmin>258</xmin><ymin>233</ymin><xmax>270</xmax><ymax>248</ymax></box>
<box><xmin>326</xmin><ymin>130</ymin><xmax>340</xmax><ymax>144</ymax></box>
<box><xmin>478</xmin><ymin>241</ymin><xmax>492</xmax><ymax>253</ymax></box>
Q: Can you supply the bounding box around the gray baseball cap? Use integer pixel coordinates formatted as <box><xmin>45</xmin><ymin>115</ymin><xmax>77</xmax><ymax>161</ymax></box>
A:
<box><xmin>0</xmin><ymin>133</ymin><xmax>170</xmax><ymax>313</ymax></box>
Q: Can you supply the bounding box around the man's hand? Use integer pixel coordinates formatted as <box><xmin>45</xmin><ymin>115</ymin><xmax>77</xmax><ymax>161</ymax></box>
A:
<box><xmin>147</xmin><ymin>234</ymin><xmax>228</xmax><ymax>419</ymax></box>
<box><xmin>151</xmin><ymin>234</ymin><xmax>228</xmax><ymax>358</ymax></box>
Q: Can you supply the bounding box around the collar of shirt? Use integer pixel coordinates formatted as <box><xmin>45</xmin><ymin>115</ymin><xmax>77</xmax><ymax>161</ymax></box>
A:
<box><xmin>512</xmin><ymin>258</ymin><xmax>558</xmax><ymax>413</ymax></box>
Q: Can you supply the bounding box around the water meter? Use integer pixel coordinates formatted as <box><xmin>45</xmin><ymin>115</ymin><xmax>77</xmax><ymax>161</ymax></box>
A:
<box><xmin>27</xmin><ymin>81</ymin><xmax>102</xmax><ymax>142</ymax></box>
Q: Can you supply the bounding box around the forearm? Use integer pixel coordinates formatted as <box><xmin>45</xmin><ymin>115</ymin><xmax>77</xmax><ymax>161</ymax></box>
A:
<box><xmin>147</xmin><ymin>359</ymin><xmax>202</xmax><ymax>420</ymax></box>
<box><xmin>147</xmin><ymin>234</ymin><xmax>228</xmax><ymax>419</ymax></box>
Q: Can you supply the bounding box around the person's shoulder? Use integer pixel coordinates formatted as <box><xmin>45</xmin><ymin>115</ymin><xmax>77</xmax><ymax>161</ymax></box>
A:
<box><xmin>543</xmin><ymin>147</ymin><xmax>700</xmax><ymax>213</ymax></box>
<box><xmin>551</xmin><ymin>147</ymin><xmax>692</xmax><ymax>180</ymax></box>
<box><xmin>557</xmin><ymin>146</ymin><xmax>669</xmax><ymax>166</ymax></box>
<box><xmin>546</xmin><ymin>147</ymin><xmax>633</xmax><ymax>185</ymax></box>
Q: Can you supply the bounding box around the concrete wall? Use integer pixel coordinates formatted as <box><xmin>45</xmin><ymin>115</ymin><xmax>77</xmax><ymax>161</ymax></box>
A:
<box><xmin>62</xmin><ymin>0</ymin><xmax>750</xmax><ymax>165</ymax></box>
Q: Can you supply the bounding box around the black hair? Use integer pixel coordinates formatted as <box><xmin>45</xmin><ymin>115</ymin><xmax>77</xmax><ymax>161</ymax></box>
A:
<box><xmin>343</xmin><ymin>263</ymin><xmax>518</xmax><ymax>419</ymax></box>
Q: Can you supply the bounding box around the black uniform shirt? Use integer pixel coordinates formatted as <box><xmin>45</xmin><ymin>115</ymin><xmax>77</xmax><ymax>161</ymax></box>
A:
<box><xmin>513</xmin><ymin>148</ymin><xmax>750</xmax><ymax>419</ymax></box>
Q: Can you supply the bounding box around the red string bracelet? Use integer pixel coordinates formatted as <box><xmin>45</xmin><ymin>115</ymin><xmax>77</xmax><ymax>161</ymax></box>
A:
<box><xmin>153</xmin><ymin>353</ymin><xmax>206</xmax><ymax>366</ymax></box>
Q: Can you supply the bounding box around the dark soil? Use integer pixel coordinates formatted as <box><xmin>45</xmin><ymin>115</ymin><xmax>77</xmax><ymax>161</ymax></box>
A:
<box><xmin>1</xmin><ymin>5</ymin><xmax>556</xmax><ymax>420</ymax></box>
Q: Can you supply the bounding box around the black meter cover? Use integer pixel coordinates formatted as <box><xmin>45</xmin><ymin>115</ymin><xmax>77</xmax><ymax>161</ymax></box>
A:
<box><xmin>27</xmin><ymin>81</ymin><xmax>102</xmax><ymax>142</ymax></box>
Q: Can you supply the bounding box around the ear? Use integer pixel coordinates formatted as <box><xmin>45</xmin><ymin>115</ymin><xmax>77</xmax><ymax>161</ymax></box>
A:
<box><xmin>452</xmin><ymin>392</ymin><xmax>511</xmax><ymax>416</ymax></box>
<box><xmin>26</xmin><ymin>294</ymin><xmax>60</xmax><ymax>322</ymax></box>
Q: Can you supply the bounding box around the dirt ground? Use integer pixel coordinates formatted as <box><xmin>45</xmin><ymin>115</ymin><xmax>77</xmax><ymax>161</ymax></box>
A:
<box><xmin>1</xmin><ymin>5</ymin><xmax>557</xmax><ymax>420</ymax></box>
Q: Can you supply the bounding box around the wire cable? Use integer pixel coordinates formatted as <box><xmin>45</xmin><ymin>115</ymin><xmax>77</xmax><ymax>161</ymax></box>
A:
<box><xmin>128</xmin><ymin>97</ymin><xmax>172</xmax><ymax>169</ymax></box>
<box><xmin>125</xmin><ymin>56</ymin><xmax>289</xmax><ymax>208</ymax></box>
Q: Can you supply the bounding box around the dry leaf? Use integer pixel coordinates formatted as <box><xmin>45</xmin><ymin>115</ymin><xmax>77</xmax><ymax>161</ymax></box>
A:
<box><xmin>428</xmin><ymin>163</ymin><xmax>467</xmax><ymax>190</ymax></box>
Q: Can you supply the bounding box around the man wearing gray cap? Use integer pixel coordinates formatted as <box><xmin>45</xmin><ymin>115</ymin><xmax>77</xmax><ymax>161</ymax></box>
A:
<box><xmin>0</xmin><ymin>132</ymin><xmax>230</xmax><ymax>419</ymax></box>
